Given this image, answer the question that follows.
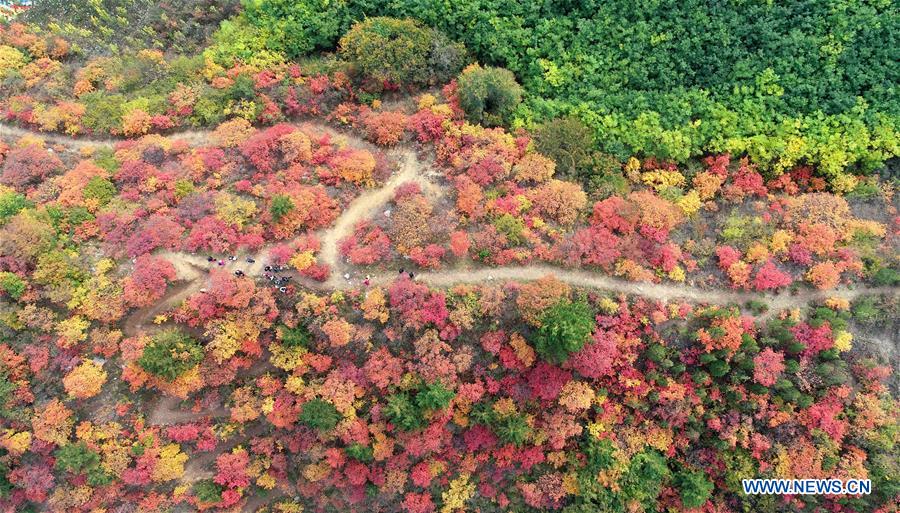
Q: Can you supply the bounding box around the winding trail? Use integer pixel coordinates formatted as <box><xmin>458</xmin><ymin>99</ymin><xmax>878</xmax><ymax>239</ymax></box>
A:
<box><xmin>0</xmin><ymin>122</ymin><xmax>210</xmax><ymax>149</ymax></box>
<box><xmin>12</xmin><ymin>121</ymin><xmax>893</xmax><ymax>512</ymax></box>
<box><xmin>9</xmin><ymin>117</ymin><xmax>893</xmax><ymax>342</ymax></box>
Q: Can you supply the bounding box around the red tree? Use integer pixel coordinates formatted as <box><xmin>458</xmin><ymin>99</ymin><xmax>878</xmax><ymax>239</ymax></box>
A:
<box><xmin>753</xmin><ymin>260</ymin><xmax>793</xmax><ymax>291</ymax></box>
<box><xmin>1</xmin><ymin>145</ymin><xmax>63</xmax><ymax>190</ymax></box>
<box><xmin>123</xmin><ymin>254</ymin><xmax>178</xmax><ymax>307</ymax></box>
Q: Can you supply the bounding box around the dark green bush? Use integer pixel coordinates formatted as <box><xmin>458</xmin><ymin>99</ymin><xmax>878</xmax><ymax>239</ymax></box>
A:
<box><xmin>193</xmin><ymin>479</ymin><xmax>224</xmax><ymax>504</ymax></box>
<box><xmin>675</xmin><ymin>468</ymin><xmax>714</xmax><ymax>508</ymax></box>
<box><xmin>270</xmin><ymin>195</ymin><xmax>295</xmax><ymax>222</ymax></box>
<box><xmin>277</xmin><ymin>323</ymin><xmax>312</xmax><ymax>349</ymax></box>
<box><xmin>339</xmin><ymin>17</ymin><xmax>465</xmax><ymax>87</ymax></box>
<box><xmin>456</xmin><ymin>64</ymin><xmax>522</xmax><ymax>127</ymax></box>
<box><xmin>534</xmin><ymin>299</ymin><xmax>595</xmax><ymax>363</ymax></box>
<box><xmin>533</xmin><ymin>116</ymin><xmax>595</xmax><ymax>180</ymax></box>
<box><xmin>384</xmin><ymin>382</ymin><xmax>455</xmax><ymax>431</ymax></box>
<box><xmin>83</xmin><ymin>177</ymin><xmax>117</xmax><ymax>206</ymax></box>
<box><xmin>299</xmin><ymin>398</ymin><xmax>342</xmax><ymax>431</ymax></box>
<box><xmin>137</xmin><ymin>329</ymin><xmax>204</xmax><ymax>381</ymax></box>
<box><xmin>384</xmin><ymin>392</ymin><xmax>423</xmax><ymax>431</ymax></box>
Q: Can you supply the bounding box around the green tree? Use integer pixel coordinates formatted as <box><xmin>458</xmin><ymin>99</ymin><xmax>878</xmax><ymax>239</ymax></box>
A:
<box><xmin>675</xmin><ymin>468</ymin><xmax>714</xmax><ymax>508</ymax></box>
<box><xmin>384</xmin><ymin>392</ymin><xmax>422</xmax><ymax>431</ymax></box>
<box><xmin>299</xmin><ymin>398</ymin><xmax>341</xmax><ymax>431</ymax></box>
<box><xmin>533</xmin><ymin>116</ymin><xmax>596</xmax><ymax>180</ymax></box>
<box><xmin>54</xmin><ymin>442</ymin><xmax>112</xmax><ymax>486</ymax></box>
<box><xmin>339</xmin><ymin>17</ymin><xmax>464</xmax><ymax>87</ymax></box>
<box><xmin>269</xmin><ymin>195</ymin><xmax>295</xmax><ymax>222</ymax></box>
<box><xmin>193</xmin><ymin>479</ymin><xmax>224</xmax><ymax>503</ymax></box>
<box><xmin>277</xmin><ymin>323</ymin><xmax>311</xmax><ymax>348</ymax></box>
<box><xmin>137</xmin><ymin>329</ymin><xmax>204</xmax><ymax>381</ymax></box>
<box><xmin>0</xmin><ymin>190</ymin><xmax>31</xmax><ymax>224</ymax></box>
<box><xmin>83</xmin><ymin>177</ymin><xmax>117</xmax><ymax>206</ymax></box>
<box><xmin>456</xmin><ymin>64</ymin><xmax>522</xmax><ymax>127</ymax></box>
<box><xmin>0</xmin><ymin>272</ymin><xmax>25</xmax><ymax>300</ymax></box>
<box><xmin>345</xmin><ymin>443</ymin><xmax>374</xmax><ymax>462</ymax></box>
<box><xmin>534</xmin><ymin>299</ymin><xmax>595</xmax><ymax>363</ymax></box>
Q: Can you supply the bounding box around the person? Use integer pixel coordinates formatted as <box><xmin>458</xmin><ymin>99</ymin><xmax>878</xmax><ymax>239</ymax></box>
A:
<box><xmin>279</xmin><ymin>287</ymin><xmax>287</xmax><ymax>293</ymax></box>
<box><xmin>247</xmin><ymin>257</ymin><xmax>255</xmax><ymax>263</ymax></box>
<box><xmin>229</xmin><ymin>255</ymin><xmax>236</xmax><ymax>261</ymax></box>
<box><xmin>399</xmin><ymin>268</ymin><xmax>405</xmax><ymax>274</ymax></box>
<box><xmin>408</xmin><ymin>271</ymin><xmax>414</xmax><ymax>279</ymax></box>
<box><xmin>363</xmin><ymin>278</ymin><xmax>370</xmax><ymax>286</ymax></box>
<box><xmin>217</xmin><ymin>260</ymin><xmax>225</xmax><ymax>266</ymax></box>
<box><xmin>207</xmin><ymin>256</ymin><xmax>215</xmax><ymax>262</ymax></box>
<box><xmin>234</xmin><ymin>270</ymin><xmax>244</xmax><ymax>277</ymax></box>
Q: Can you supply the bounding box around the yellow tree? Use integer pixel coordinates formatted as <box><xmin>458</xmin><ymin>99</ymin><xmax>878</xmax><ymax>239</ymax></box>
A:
<box><xmin>63</xmin><ymin>359</ymin><xmax>108</xmax><ymax>399</ymax></box>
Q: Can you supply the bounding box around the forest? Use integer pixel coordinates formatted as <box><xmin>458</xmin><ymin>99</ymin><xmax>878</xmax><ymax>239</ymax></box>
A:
<box><xmin>0</xmin><ymin>2</ymin><xmax>897</xmax><ymax>513</ymax></box>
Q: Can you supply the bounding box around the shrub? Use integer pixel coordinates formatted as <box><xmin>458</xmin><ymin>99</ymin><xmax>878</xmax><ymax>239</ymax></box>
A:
<box><xmin>1</xmin><ymin>145</ymin><xmax>63</xmax><ymax>190</ymax></box>
<box><xmin>384</xmin><ymin>392</ymin><xmax>423</xmax><ymax>431</ymax></box>
<box><xmin>493</xmin><ymin>213</ymin><xmax>525</xmax><ymax>244</ymax></box>
<box><xmin>277</xmin><ymin>323</ymin><xmax>312</xmax><ymax>349</ymax></box>
<box><xmin>871</xmin><ymin>267</ymin><xmax>899</xmax><ymax>286</ymax></box>
<box><xmin>362</xmin><ymin>110</ymin><xmax>408</xmax><ymax>146</ymax></box>
<box><xmin>346</xmin><ymin>443</ymin><xmax>374</xmax><ymax>462</ymax></box>
<box><xmin>299</xmin><ymin>398</ymin><xmax>341</xmax><ymax>431</ymax></box>
<box><xmin>193</xmin><ymin>479</ymin><xmax>224</xmax><ymax>504</ymax></box>
<box><xmin>80</xmin><ymin>93</ymin><xmax>126</xmax><ymax>134</ymax></box>
<box><xmin>137</xmin><ymin>329</ymin><xmax>204</xmax><ymax>381</ymax></box>
<box><xmin>675</xmin><ymin>469</ymin><xmax>714</xmax><ymax>508</ymax></box>
<box><xmin>534</xmin><ymin>299</ymin><xmax>595</xmax><ymax>363</ymax></box>
<box><xmin>269</xmin><ymin>194</ymin><xmax>294</xmax><ymax>222</ymax></box>
<box><xmin>471</xmin><ymin>402</ymin><xmax>531</xmax><ymax>446</ymax></box>
<box><xmin>0</xmin><ymin>46</ymin><xmax>26</xmax><ymax>78</ymax></box>
<box><xmin>456</xmin><ymin>64</ymin><xmax>522</xmax><ymax>127</ymax></box>
<box><xmin>0</xmin><ymin>189</ymin><xmax>31</xmax><ymax>224</ymax></box>
<box><xmin>82</xmin><ymin>176</ymin><xmax>117</xmax><ymax>206</ymax></box>
<box><xmin>384</xmin><ymin>382</ymin><xmax>455</xmax><ymax>431</ymax></box>
<box><xmin>54</xmin><ymin>442</ymin><xmax>111</xmax><ymax>486</ymax></box>
<box><xmin>0</xmin><ymin>272</ymin><xmax>25</xmax><ymax>300</ymax></box>
<box><xmin>241</xmin><ymin>0</ymin><xmax>352</xmax><ymax>59</ymax></box>
<box><xmin>533</xmin><ymin>116</ymin><xmax>596</xmax><ymax>180</ymax></box>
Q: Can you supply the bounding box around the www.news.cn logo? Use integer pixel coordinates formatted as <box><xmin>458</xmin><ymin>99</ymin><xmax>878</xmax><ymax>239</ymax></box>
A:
<box><xmin>743</xmin><ymin>479</ymin><xmax>871</xmax><ymax>495</ymax></box>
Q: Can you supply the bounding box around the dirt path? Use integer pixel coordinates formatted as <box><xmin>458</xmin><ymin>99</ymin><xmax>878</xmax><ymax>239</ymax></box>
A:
<box><xmin>34</xmin><ymin>117</ymin><xmax>893</xmax><ymax>431</ymax></box>
<box><xmin>414</xmin><ymin>266</ymin><xmax>897</xmax><ymax>319</ymax></box>
<box><xmin>319</xmin><ymin>149</ymin><xmax>437</xmax><ymax>286</ymax></box>
<box><xmin>0</xmin><ymin>121</ymin><xmax>213</xmax><ymax>149</ymax></box>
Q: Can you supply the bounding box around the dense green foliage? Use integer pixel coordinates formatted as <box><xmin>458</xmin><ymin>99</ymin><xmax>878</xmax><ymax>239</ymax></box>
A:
<box><xmin>384</xmin><ymin>382</ymin><xmax>455</xmax><ymax>431</ymax></box>
<box><xmin>193</xmin><ymin>479</ymin><xmax>224</xmax><ymax>503</ymax></box>
<box><xmin>22</xmin><ymin>0</ymin><xmax>240</xmax><ymax>55</ymax></box>
<box><xmin>338</xmin><ymin>17</ymin><xmax>466</xmax><ymax>87</ymax></box>
<box><xmin>534</xmin><ymin>299</ymin><xmax>595</xmax><ymax>363</ymax></box>
<box><xmin>137</xmin><ymin>329</ymin><xmax>204</xmax><ymax>381</ymax></box>
<box><xmin>456</xmin><ymin>64</ymin><xmax>522</xmax><ymax>127</ymax></box>
<box><xmin>675</xmin><ymin>468</ymin><xmax>715</xmax><ymax>508</ymax></box>
<box><xmin>299</xmin><ymin>398</ymin><xmax>341</xmax><ymax>431</ymax></box>
<box><xmin>269</xmin><ymin>195</ymin><xmax>294</xmax><ymax>223</ymax></box>
<box><xmin>0</xmin><ymin>272</ymin><xmax>25</xmax><ymax>300</ymax></box>
<box><xmin>229</xmin><ymin>0</ymin><xmax>899</xmax><ymax>177</ymax></box>
<box><xmin>277</xmin><ymin>323</ymin><xmax>311</xmax><ymax>349</ymax></box>
<box><xmin>54</xmin><ymin>442</ymin><xmax>112</xmax><ymax>486</ymax></box>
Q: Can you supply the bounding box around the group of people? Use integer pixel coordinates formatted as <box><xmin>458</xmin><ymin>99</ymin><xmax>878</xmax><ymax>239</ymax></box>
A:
<box><xmin>264</xmin><ymin>265</ymin><xmax>292</xmax><ymax>293</ymax></box>
<box><xmin>204</xmin><ymin>256</ymin><xmax>290</xmax><ymax>293</ymax></box>
<box><xmin>204</xmin><ymin>255</ymin><xmax>417</xmax><ymax>293</ymax></box>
